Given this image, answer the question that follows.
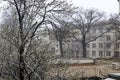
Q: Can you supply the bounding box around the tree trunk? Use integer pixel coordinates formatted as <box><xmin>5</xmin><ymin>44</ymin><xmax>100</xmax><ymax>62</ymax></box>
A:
<box><xmin>19</xmin><ymin>18</ymin><xmax>25</xmax><ymax>80</ymax></box>
<box><xmin>19</xmin><ymin>45</ymin><xmax>25</xmax><ymax>80</ymax></box>
<box><xmin>82</xmin><ymin>34</ymin><xmax>87</xmax><ymax>57</ymax></box>
<box><xmin>59</xmin><ymin>40</ymin><xmax>64</xmax><ymax>57</ymax></box>
<box><xmin>57</xmin><ymin>30</ymin><xmax>64</xmax><ymax>57</ymax></box>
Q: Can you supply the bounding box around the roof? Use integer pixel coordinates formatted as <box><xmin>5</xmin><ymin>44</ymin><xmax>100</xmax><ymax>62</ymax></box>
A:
<box><xmin>104</xmin><ymin>78</ymin><xmax>116</xmax><ymax>80</ymax></box>
<box><xmin>109</xmin><ymin>73</ymin><xmax>120</xmax><ymax>76</ymax></box>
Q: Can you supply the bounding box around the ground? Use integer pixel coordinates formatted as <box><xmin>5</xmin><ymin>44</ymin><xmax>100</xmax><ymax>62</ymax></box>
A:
<box><xmin>49</xmin><ymin>58</ymin><xmax>120</xmax><ymax>79</ymax></box>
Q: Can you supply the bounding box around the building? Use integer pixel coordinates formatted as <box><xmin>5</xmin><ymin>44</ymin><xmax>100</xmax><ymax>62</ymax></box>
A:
<box><xmin>86</xmin><ymin>24</ymin><xmax>115</xmax><ymax>58</ymax></box>
<box><xmin>48</xmin><ymin>22</ymin><xmax>120</xmax><ymax>58</ymax></box>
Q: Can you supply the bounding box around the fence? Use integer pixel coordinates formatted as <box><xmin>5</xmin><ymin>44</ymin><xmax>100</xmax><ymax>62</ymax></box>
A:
<box><xmin>49</xmin><ymin>65</ymin><xmax>120</xmax><ymax>78</ymax></box>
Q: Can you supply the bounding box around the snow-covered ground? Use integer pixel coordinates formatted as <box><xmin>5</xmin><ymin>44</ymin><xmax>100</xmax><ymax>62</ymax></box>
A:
<box><xmin>53</xmin><ymin>58</ymin><xmax>94</xmax><ymax>64</ymax></box>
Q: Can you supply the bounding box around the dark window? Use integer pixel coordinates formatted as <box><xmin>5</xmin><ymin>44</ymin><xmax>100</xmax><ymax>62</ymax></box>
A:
<box><xmin>92</xmin><ymin>51</ymin><xmax>96</xmax><ymax>56</ymax></box>
<box><xmin>106</xmin><ymin>35</ymin><xmax>111</xmax><ymax>40</ymax></box>
<box><xmin>106</xmin><ymin>43</ymin><xmax>111</xmax><ymax>48</ymax></box>
<box><xmin>99</xmin><ymin>51</ymin><xmax>103</xmax><ymax>57</ymax></box>
<box><xmin>87</xmin><ymin>44</ymin><xmax>90</xmax><ymax>48</ymax></box>
<box><xmin>114</xmin><ymin>51</ymin><xmax>120</xmax><ymax>57</ymax></box>
<box><xmin>106</xmin><ymin>51</ymin><xmax>111</xmax><ymax>56</ymax></box>
<box><xmin>92</xmin><ymin>43</ymin><xmax>96</xmax><ymax>48</ymax></box>
<box><xmin>87</xmin><ymin>50</ymin><xmax>90</xmax><ymax>56</ymax></box>
<box><xmin>99</xmin><ymin>43</ymin><xmax>103</xmax><ymax>48</ymax></box>
<box><xmin>71</xmin><ymin>50</ymin><xmax>74</xmax><ymax>54</ymax></box>
<box><xmin>99</xmin><ymin>36</ymin><xmax>104</xmax><ymax>41</ymax></box>
<box><xmin>115</xmin><ymin>44</ymin><xmax>119</xmax><ymax>49</ymax></box>
<box><xmin>116</xmin><ymin>35</ymin><xmax>120</xmax><ymax>40</ymax></box>
<box><xmin>76</xmin><ymin>50</ymin><xmax>79</xmax><ymax>57</ymax></box>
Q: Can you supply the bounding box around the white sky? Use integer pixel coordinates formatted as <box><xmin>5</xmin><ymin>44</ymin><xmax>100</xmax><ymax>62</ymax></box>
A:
<box><xmin>0</xmin><ymin>0</ymin><xmax>119</xmax><ymax>23</ymax></box>
<box><xmin>0</xmin><ymin>1</ymin><xmax>11</xmax><ymax>24</ymax></box>
<box><xmin>67</xmin><ymin>0</ymin><xmax>119</xmax><ymax>15</ymax></box>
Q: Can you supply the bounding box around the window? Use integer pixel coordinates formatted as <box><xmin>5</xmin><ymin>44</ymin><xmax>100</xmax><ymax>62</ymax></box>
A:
<box><xmin>106</xmin><ymin>43</ymin><xmax>111</xmax><ymax>48</ymax></box>
<box><xmin>106</xmin><ymin>51</ymin><xmax>111</xmax><ymax>56</ymax></box>
<box><xmin>71</xmin><ymin>50</ymin><xmax>74</xmax><ymax>54</ymax></box>
<box><xmin>106</xmin><ymin>35</ymin><xmax>111</xmax><ymax>40</ymax></box>
<box><xmin>76</xmin><ymin>50</ymin><xmax>79</xmax><ymax>57</ymax></box>
<box><xmin>56</xmin><ymin>44</ymin><xmax>58</xmax><ymax>47</ymax></box>
<box><xmin>99</xmin><ymin>51</ymin><xmax>103</xmax><ymax>57</ymax></box>
<box><xmin>76</xmin><ymin>50</ymin><xmax>79</xmax><ymax>54</ymax></box>
<box><xmin>76</xmin><ymin>44</ymin><xmax>80</xmax><ymax>49</ymax></box>
<box><xmin>114</xmin><ymin>51</ymin><xmax>120</xmax><ymax>57</ymax></box>
<box><xmin>99</xmin><ymin>43</ymin><xmax>103</xmax><ymax>48</ymax></box>
<box><xmin>87</xmin><ymin>44</ymin><xmax>90</xmax><ymax>48</ymax></box>
<box><xmin>99</xmin><ymin>36</ymin><xmax>104</xmax><ymax>41</ymax></box>
<box><xmin>116</xmin><ymin>35</ymin><xmax>120</xmax><ymax>40</ymax></box>
<box><xmin>116</xmin><ymin>44</ymin><xmax>120</xmax><ymax>49</ymax></box>
<box><xmin>87</xmin><ymin>50</ymin><xmax>90</xmax><ymax>56</ymax></box>
<box><xmin>92</xmin><ymin>43</ymin><xmax>96</xmax><ymax>48</ymax></box>
<box><xmin>92</xmin><ymin>51</ymin><xmax>96</xmax><ymax>56</ymax></box>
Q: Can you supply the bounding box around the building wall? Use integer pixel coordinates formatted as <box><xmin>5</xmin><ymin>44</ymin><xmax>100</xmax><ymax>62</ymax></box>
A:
<box><xmin>86</xmin><ymin>25</ymin><xmax>117</xmax><ymax>58</ymax></box>
<box><xmin>48</xmin><ymin>24</ymin><xmax>120</xmax><ymax>58</ymax></box>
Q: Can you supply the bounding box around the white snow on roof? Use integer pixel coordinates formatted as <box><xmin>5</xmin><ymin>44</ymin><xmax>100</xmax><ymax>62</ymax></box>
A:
<box><xmin>104</xmin><ymin>78</ymin><xmax>116</xmax><ymax>80</ymax></box>
<box><xmin>109</xmin><ymin>73</ymin><xmax>120</xmax><ymax>76</ymax></box>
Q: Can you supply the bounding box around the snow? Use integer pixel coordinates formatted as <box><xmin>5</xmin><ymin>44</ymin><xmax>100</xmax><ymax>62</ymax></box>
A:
<box><xmin>104</xmin><ymin>78</ymin><xmax>116</xmax><ymax>80</ymax></box>
<box><xmin>109</xmin><ymin>73</ymin><xmax>120</xmax><ymax>76</ymax></box>
<box><xmin>53</xmin><ymin>58</ymin><xmax>94</xmax><ymax>64</ymax></box>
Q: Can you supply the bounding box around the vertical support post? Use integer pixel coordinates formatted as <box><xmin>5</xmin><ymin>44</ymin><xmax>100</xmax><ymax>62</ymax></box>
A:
<box><xmin>119</xmin><ymin>0</ymin><xmax>120</xmax><ymax>14</ymax></box>
<box><xmin>118</xmin><ymin>0</ymin><xmax>120</xmax><ymax>14</ymax></box>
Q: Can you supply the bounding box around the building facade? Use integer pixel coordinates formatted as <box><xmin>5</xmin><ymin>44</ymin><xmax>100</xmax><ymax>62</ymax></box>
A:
<box><xmin>49</xmin><ymin>23</ymin><xmax>120</xmax><ymax>58</ymax></box>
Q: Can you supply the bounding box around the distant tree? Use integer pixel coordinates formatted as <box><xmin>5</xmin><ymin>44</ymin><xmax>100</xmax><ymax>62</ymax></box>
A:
<box><xmin>109</xmin><ymin>15</ymin><xmax>120</xmax><ymax>51</ymax></box>
<box><xmin>109</xmin><ymin>15</ymin><xmax>120</xmax><ymax>33</ymax></box>
<box><xmin>49</xmin><ymin>14</ymin><xmax>73</xmax><ymax>57</ymax></box>
<box><xmin>71</xmin><ymin>9</ymin><xmax>108</xmax><ymax>57</ymax></box>
<box><xmin>46</xmin><ymin>3</ymin><xmax>75</xmax><ymax>58</ymax></box>
<box><xmin>108</xmin><ymin>14</ymin><xmax>120</xmax><ymax>32</ymax></box>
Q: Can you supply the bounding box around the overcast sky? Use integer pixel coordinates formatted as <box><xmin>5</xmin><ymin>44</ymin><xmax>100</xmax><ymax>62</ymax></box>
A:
<box><xmin>0</xmin><ymin>1</ymin><xmax>10</xmax><ymax>24</ymax></box>
<box><xmin>0</xmin><ymin>0</ymin><xmax>119</xmax><ymax>23</ymax></box>
<box><xmin>67</xmin><ymin>0</ymin><xmax>119</xmax><ymax>15</ymax></box>
<box><xmin>0</xmin><ymin>0</ymin><xmax>119</xmax><ymax>15</ymax></box>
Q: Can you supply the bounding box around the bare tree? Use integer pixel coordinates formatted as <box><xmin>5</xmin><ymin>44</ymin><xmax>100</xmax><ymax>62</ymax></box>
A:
<box><xmin>0</xmin><ymin>22</ymin><xmax>52</xmax><ymax>80</ymax></box>
<box><xmin>108</xmin><ymin>15</ymin><xmax>120</xmax><ymax>57</ymax></box>
<box><xmin>46</xmin><ymin>3</ymin><xmax>75</xmax><ymax>58</ymax></box>
<box><xmin>49</xmin><ymin>15</ymin><xmax>73</xmax><ymax>57</ymax></box>
<box><xmin>0</xmin><ymin>0</ymin><xmax>74</xmax><ymax>80</ymax></box>
<box><xmin>71</xmin><ymin>9</ymin><xmax>108</xmax><ymax>57</ymax></box>
<box><xmin>109</xmin><ymin>15</ymin><xmax>120</xmax><ymax>34</ymax></box>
